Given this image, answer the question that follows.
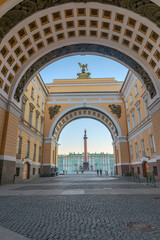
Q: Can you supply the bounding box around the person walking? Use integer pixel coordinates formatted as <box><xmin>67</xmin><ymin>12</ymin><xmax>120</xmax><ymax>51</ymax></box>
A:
<box><xmin>97</xmin><ymin>169</ymin><xmax>99</xmax><ymax>176</ymax></box>
<box><xmin>100</xmin><ymin>169</ymin><xmax>102</xmax><ymax>176</ymax></box>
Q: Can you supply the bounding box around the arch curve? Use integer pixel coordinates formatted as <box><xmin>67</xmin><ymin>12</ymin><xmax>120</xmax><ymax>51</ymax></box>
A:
<box><xmin>49</xmin><ymin>104</ymin><xmax>123</xmax><ymax>142</ymax></box>
<box><xmin>13</xmin><ymin>43</ymin><xmax>157</xmax><ymax>103</ymax></box>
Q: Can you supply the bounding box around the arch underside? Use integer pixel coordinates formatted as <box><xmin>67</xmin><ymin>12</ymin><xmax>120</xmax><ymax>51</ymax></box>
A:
<box><xmin>0</xmin><ymin>0</ymin><xmax>160</xmax><ymax>43</ymax></box>
<box><xmin>52</xmin><ymin>107</ymin><xmax>119</xmax><ymax>142</ymax></box>
<box><xmin>14</xmin><ymin>43</ymin><xmax>156</xmax><ymax>102</ymax></box>
<box><xmin>0</xmin><ymin>1</ymin><xmax>159</xmax><ymax>104</ymax></box>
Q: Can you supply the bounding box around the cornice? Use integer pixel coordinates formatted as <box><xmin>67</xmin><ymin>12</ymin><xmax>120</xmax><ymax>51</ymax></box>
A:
<box><xmin>19</xmin><ymin>121</ymin><xmax>43</xmax><ymax>142</ymax></box>
<box><xmin>114</xmin><ymin>136</ymin><xmax>128</xmax><ymax>145</ymax></box>
<box><xmin>128</xmin><ymin>117</ymin><xmax>152</xmax><ymax>141</ymax></box>
<box><xmin>120</xmin><ymin>71</ymin><xmax>137</xmax><ymax>101</ymax></box>
<box><xmin>148</xmin><ymin>98</ymin><xmax>160</xmax><ymax>116</ymax></box>
<box><xmin>48</xmin><ymin>92</ymin><xmax>120</xmax><ymax>98</ymax></box>
<box><xmin>7</xmin><ymin>101</ymin><xmax>21</xmax><ymax>118</ymax></box>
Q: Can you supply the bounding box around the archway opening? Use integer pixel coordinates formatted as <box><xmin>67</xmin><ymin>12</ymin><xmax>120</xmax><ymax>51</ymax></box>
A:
<box><xmin>57</xmin><ymin>118</ymin><xmax>114</xmax><ymax>174</ymax></box>
<box><xmin>40</xmin><ymin>54</ymin><xmax>128</xmax><ymax>83</ymax></box>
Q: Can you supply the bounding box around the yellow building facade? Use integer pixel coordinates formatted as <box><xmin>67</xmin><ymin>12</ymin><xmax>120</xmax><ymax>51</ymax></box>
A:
<box><xmin>0</xmin><ymin>1</ymin><xmax>160</xmax><ymax>184</ymax></box>
<box><xmin>15</xmin><ymin>74</ymin><xmax>48</xmax><ymax>180</ymax></box>
<box><xmin>10</xmin><ymin>70</ymin><xmax>160</xmax><ymax>182</ymax></box>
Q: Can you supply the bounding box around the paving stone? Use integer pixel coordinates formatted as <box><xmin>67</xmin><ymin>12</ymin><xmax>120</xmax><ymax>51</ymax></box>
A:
<box><xmin>0</xmin><ymin>174</ymin><xmax>160</xmax><ymax>239</ymax></box>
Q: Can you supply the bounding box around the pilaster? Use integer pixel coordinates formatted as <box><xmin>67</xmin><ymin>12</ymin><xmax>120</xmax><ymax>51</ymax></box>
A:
<box><xmin>149</xmin><ymin>98</ymin><xmax>160</xmax><ymax>156</ymax></box>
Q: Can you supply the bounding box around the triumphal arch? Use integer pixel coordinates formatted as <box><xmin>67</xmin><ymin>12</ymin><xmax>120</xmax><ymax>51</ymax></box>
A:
<box><xmin>0</xmin><ymin>0</ymin><xmax>160</xmax><ymax>184</ymax></box>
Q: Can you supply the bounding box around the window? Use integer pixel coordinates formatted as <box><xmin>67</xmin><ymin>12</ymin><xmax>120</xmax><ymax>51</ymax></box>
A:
<box><xmin>135</xmin><ymin>142</ymin><xmax>139</xmax><ymax>159</ymax></box>
<box><xmin>150</xmin><ymin>134</ymin><xmax>155</xmax><ymax>153</ymax></box>
<box><xmin>33</xmin><ymin>144</ymin><xmax>36</xmax><ymax>160</ymax></box>
<box><xmin>29</xmin><ymin>103</ymin><xmax>35</xmax><ymax>125</ymax></box>
<box><xmin>37</xmin><ymin>96</ymin><xmax>40</xmax><ymax>106</ymax></box>
<box><xmin>130</xmin><ymin>144</ymin><xmax>133</xmax><ymax>161</ymax></box>
<box><xmin>141</xmin><ymin>139</ymin><xmax>145</xmax><ymax>156</ymax></box>
<box><xmin>26</xmin><ymin>140</ymin><xmax>30</xmax><ymax>158</ymax></box>
<box><xmin>39</xmin><ymin>146</ymin><xmax>42</xmax><ymax>162</ymax></box>
<box><xmin>21</xmin><ymin>96</ymin><xmax>28</xmax><ymax>119</ymax></box>
<box><xmin>144</xmin><ymin>98</ymin><xmax>149</xmax><ymax>116</ymax></box>
<box><xmin>16</xmin><ymin>167</ymin><xmax>20</xmax><ymax>176</ymax></box>
<box><xmin>31</xmin><ymin>87</ymin><xmax>34</xmax><ymax>99</ymax></box>
<box><xmin>17</xmin><ymin>136</ymin><xmax>22</xmax><ymax>157</ymax></box>
<box><xmin>42</xmin><ymin>103</ymin><xmax>44</xmax><ymax>112</ymax></box>
<box><xmin>131</xmin><ymin>110</ymin><xmax>136</xmax><ymax>128</ymax></box>
<box><xmin>40</xmin><ymin>118</ymin><xmax>44</xmax><ymax>134</ymax></box>
<box><xmin>29</xmin><ymin>110</ymin><xmax>33</xmax><ymax>125</ymax></box>
<box><xmin>153</xmin><ymin>166</ymin><xmax>158</xmax><ymax>176</ymax></box>
<box><xmin>35</xmin><ymin>116</ymin><xmax>38</xmax><ymax>130</ymax></box>
<box><xmin>130</xmin><ymin>93</ymin><xmax>133</xmax><ymax>104</ymax></box>
<box><xmin>127</xmin><ymin>116</ymin><xmax>131</xmax><ymax>132</ymax></box>
<box><xmin>135</xmin><ymin>84</ymin><xmax>138</xmax><ymax>96</ymax></box>
<box><xmin>137</xmin><ymin>106</ymin><xmax>142</xmax><ymax>123</ymax></box>
<box><xmin>33</xmin><ymin>168</ymin><xmax>35</xmax><ymax>175</ymax></box>
<box><xmin>21</xmin><ymin>101</ymin><xmax>26</xmax><ymax>119</ymax></box>
<box><xmin>126</xmin><ymin>101</ymin><xmax>128</xmax><ymax>110</ymax></box>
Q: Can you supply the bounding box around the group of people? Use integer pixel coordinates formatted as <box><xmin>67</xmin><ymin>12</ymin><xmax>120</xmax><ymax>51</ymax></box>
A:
<box><xmin>97</xmin><ymin>169</ymin><xmax>103</xmax><ymax>176</ymax></box>
<box><xmin>76</xmin><ymin>169</ymin><xmax>84</xmax><ymax>174</ymax></box>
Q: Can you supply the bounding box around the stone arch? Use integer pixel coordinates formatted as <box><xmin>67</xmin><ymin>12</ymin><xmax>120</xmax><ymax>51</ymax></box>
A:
<box><xmin>49</xmin><ymin>104</ymin><xmax>123</xmax><ymax>142</ymax></box>
<box><xmin>0</xmin><ymin>2</ymin><xmax>160</xmax><ymax>105</ymax></box>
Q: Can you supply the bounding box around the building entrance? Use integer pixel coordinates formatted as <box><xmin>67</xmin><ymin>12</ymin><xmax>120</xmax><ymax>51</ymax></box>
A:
<box><xmin>23</xmin><ymin>163</ymin><xmax>30</xmax><ymax>180</ymax></box>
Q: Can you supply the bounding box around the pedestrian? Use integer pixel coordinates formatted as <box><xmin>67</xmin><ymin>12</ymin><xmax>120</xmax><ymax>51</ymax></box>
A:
<box><xmin>100</xmin><ymin>169</ymin><xmax>102</xmax><ymax>176</ymax></box>
<box><xmin>97</xmin><ymin>169</ymin><xmax>99</xmax><ymax>176</ymax></box>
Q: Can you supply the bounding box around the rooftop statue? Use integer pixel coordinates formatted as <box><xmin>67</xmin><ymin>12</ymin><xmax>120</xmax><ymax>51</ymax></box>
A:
<box><xmin>77</xmin><ymin>63</ymin><xmax>91</xmax><ymax>79</ymax></box>
<box><xmin>79</xmin><ymin>63</ymin><xmax>88</xmax><ymax>73</ymax></box>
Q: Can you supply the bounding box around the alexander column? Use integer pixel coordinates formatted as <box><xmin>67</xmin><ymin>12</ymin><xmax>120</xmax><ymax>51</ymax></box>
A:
<box><xmin>83</xmin><ymin>129</ymin><xmax>89</xmax><ymax>171</ymax></box>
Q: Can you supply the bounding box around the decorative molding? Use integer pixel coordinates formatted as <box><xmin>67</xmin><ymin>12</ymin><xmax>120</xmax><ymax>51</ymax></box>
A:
<box><xmin>51</xmin><ymin>107</ymin><xmax>119</xmax><ymax>142</ymax></box>
<box><xmin>36</xmin><ymin>110</ymin><xmax>40</xmax><ymax>117</ymax></box>
<box><xmin>29</xmin><ymin>103</ymin><xmax>35</xmax><ymax>111</ymax></box>
<box><xmin>128</xmin><ymin>117</ymin><xmax>152</xmax><ymax>141</ymax></box>
<box><xmin>0</xmin><ymin>155</ymin><xmax>16</xmax><ymax>161</ymax></box>
<box><xmin>135</xmin><ymin>100</ymin><xmax>140</xmax><ymax>108</ymax></box>
<box><xmin>22</xmin><ymin>94</ymin><xmax>28</xmax><ymax>104</ymax></box>
<box><xmin>156</xmin><ymin>155</ymin><xmax>160</xmax><ymax>160</ymax></box>
<box><xmin>49</xmin><ymin>104</ymin><xmax>122</xmax><ymax>139</ymax></box>
<box><xmin>7</xmin><ymin>101</ymin><xmax>22</xmax><ymax>118</ymax></box>
<box><xmin>148</xmin><ymin>98</ymin><xmax>160</xmax><ymax>115</ymax></box>
<box><xmin>0</xmin><ymin>0</ymin><xmax>160</xmax><ymax>44</ymax></box>
<box><xmin>48</xmin><ymin>105</ymin><xmax>61</xmax><ymax>119</ymax></box>
<box><xmin>114</xmin><ymin>163</ymin><xmax>129</xmax><ymax>166</ymax></box>
<box><xmin>43</xmin><ymin>164</ymin><xmax>56</xmax><ymax>167</ymax></box>
<box><xmin>109</xmin><ymin>104</ymin><xmax>122</xmax><ymax>119</ymax></box>
<box><xmin>22</xmin><ymin>158</ymin><xmax>32</xmax><ymax>164</ymax></box>
<box><xmin>19</xmin><ymin>121</ymin><xmax>43</xmax><ymax>142</ymax></box>
<box><xmin>14</xmin><ymin>44</ymin><xmax>156</xmax><ymax>102</ymax></box>
<box><xmin>48</xmin><ymin>92</ymin><xmax>121</xmax><ymax>98</ymax></box>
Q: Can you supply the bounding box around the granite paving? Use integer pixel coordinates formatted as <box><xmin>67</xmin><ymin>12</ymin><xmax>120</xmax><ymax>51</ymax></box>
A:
<box><xmin>0</xmin><ymin>173</ymin><xmax>160</xmax><ymax>240</ymax></box>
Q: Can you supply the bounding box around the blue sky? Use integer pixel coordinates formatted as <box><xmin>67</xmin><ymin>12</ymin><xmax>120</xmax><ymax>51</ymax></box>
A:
<box><xmin>40</xmin><ymin>55</ymin><xmax>128</xmax><ymax>154</ymax></box>
<box><xmin>58</xmin><ymin>118</ymin><xmax>113</xmax><ymax>154</ymax></box>
<box><xmin>40</xmin><ymin>55</ymin><xmax>128</xmax><ymax>82</ymax></box>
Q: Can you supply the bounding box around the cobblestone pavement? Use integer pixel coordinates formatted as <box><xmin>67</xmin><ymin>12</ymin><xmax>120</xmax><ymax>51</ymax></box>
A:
<box><xmin>0</xmin><ymin>173</ymin><xmax>160</xmax><ymax>240</ymax></box>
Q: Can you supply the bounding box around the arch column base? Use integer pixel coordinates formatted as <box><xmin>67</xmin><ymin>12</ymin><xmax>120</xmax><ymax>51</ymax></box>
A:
<box><xmin>0</xmin><ymin>158</ymin><xmax>16</xmax><ymax>185</ymax></box>
<box><xmin>113</xmin><ymin>137</ymin><xmax>130</xmax><ymax>176</ymax></box>
<box><xmin>114</xmin><ymin>164</ymin><xmax>129</xmax><ymax>176</ymax></box>
<box><xmin>42</xmin><ymin>164</ymin><xmax>57</xmax><ymax>177</ymax></box>
<box><xmin>42</xmin><ymin>138</ymin><xmax>59</xmax><ymax>177</ymax></box>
